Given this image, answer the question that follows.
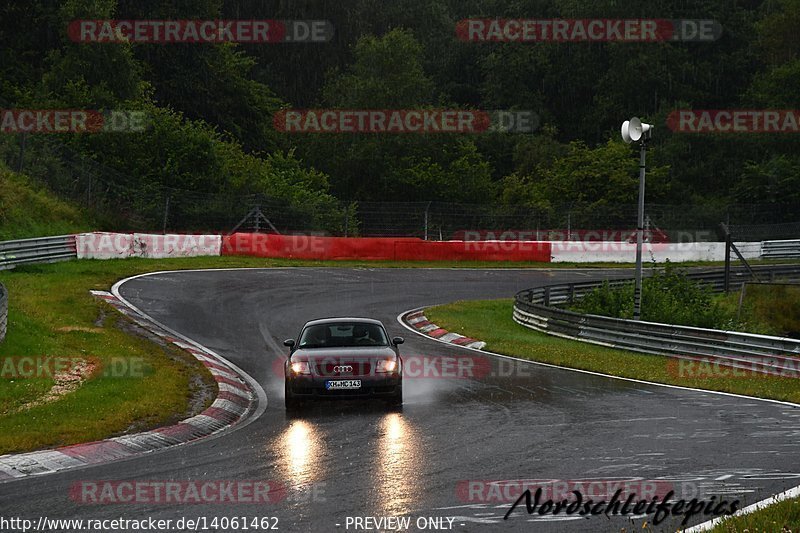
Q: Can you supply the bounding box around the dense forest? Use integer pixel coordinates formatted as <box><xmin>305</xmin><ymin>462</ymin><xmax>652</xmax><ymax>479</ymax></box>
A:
<box><xmin>0</xmin><ymin>0</ymin><xmax>798</xmax><ymax>235</ymax></box>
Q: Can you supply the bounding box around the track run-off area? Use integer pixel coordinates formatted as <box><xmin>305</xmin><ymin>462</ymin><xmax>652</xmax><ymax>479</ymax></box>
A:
<box><xmin>2</xmin><ymin>267</ymin><xmax>799</xmax><ymax>532</ymax></box>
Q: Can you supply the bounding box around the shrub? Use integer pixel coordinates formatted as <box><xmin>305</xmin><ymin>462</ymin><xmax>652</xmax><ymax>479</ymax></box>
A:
<box><xmin>572</xmin><ymin>261</ymin><xmax>728</xmax><ymax>328</ymax></box>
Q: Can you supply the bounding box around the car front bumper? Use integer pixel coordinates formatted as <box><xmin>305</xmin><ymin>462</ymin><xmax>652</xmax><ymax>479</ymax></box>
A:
<box><xmin>286</xmin><ymin>375</ymin><xmax>401</xmax><ymax>399</ymax></box>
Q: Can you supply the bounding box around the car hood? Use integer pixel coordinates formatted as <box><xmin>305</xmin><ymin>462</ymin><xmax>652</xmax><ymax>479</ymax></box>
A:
<box><xmin>291</xmin><ymin>346</ymin><xmax>397</xmax><ymax>360</ymax></box>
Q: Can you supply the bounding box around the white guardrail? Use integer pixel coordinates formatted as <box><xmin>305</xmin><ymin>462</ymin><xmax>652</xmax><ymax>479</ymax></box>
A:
<box><xmin>0</xmin><ymin>235</ymin><xmax>77</xmax><ymax>271</ymax></box>
<box><xmin>762</xmin><ymin>239</ymin><xmax>800</xmax><ymax>259</ymax></box>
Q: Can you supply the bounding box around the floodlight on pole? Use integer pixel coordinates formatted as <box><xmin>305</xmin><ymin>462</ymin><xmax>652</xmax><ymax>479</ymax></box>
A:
<box><xmin>621</xmin><ymin>116</ymin><xmax>653</xmax><ymax>321</ymax></box>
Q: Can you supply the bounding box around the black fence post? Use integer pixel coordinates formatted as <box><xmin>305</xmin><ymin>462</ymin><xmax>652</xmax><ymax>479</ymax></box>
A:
<box><xmin>720</xmin><ymin>222</ymin><xmax>732</xmax><ymax>293</ymax></box>
<box><xmin>162</xmin><ymin>193</ymin><xmax>171</xmax><ymax>234</ymax></box>
<box><xmin>17</xmin><ymin>133</ymin><xmax>26</xmax><ymax>173</ymax></box>
<box><xmin>724</xmin><ymin>230</ymin><xmax>731</xmax><ymax>293</ymax></box>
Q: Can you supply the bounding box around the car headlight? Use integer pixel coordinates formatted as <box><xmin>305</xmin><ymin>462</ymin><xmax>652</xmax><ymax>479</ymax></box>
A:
<box><xmin>290</xmin><ymin>361</ymin><xmax>310</xmax><ymax>375</ymax></box>
<box><xmin>375</xmin><ymin>359</ymin><xmax>397</xmax><ymax>373</ymax></box>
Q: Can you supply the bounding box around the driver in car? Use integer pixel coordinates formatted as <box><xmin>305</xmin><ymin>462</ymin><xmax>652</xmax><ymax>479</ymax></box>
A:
<box><xmin>352</xmin><ymin>324</ymin><xmax>372</xmax><ymax>345</ymax></box>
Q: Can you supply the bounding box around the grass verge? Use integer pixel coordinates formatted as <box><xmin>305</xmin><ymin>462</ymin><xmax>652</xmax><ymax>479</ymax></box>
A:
<box><xmin>717</xmin><ymin>283</ymin><xmax>800</xmax><ymax>337</ymax></box>
<box><xmin>426</xmin><ymin>299</ymin><xmax>800</xmax><ymax>404</ymax></box>
<box><xmin>709</xmin><ymin>496</ymin><xmax>800</xmax><ymax>532</ymax></box>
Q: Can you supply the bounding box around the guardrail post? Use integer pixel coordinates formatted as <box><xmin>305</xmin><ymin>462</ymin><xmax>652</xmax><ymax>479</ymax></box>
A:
<box><xmin>569</xmin><ymin>284</ymin><xmax>575</xmax><ymax>303</ymax></box>
<box><xmin>0</xmin><ymin>282</ymin><xmax>7</xmax><ymax>344</ymax></box>
<box><xmin>543</xmin><ymin>287</ymin><xmax>551</xmax><ymax>306</ymax></box>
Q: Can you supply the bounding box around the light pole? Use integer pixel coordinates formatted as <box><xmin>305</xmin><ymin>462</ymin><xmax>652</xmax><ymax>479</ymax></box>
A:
<box><xmin>621</xmin><ymin>117</ymin><xmax>653</xmax><ymax>321</ymax></box>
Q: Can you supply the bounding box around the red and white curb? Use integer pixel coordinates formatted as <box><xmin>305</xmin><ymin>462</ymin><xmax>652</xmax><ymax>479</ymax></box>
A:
<box><xmin>0</xmin><ymin>290</ymin><xmax>258</xmax><ymax>482</ymax></box>
<box><xmin>402</xmin><ymin>310</ymin><xmax>486</xmax><ymax>349</ymax></box>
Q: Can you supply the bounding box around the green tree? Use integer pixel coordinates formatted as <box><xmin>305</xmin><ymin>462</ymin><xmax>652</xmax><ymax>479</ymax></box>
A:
<box><xmin>501</xmin><ymin>139</ymin><xmax>669</xmax><ymax>223</ymax></box>
<box><xmin>295</xmin><ymin>28</ymin><xmax>496</xmax><ymax>203</ymax></box>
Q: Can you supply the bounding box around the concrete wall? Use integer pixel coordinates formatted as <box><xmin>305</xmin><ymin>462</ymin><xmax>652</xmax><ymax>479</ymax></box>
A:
<box><xmin>76</xmin><ymin>233</ymin><xmax>221</xmax><ymax>259</ymax></box>
<box><xmin>550</xmin><ymin>241</ymin><xmax>761</xmax><ymax>263</ymax></box>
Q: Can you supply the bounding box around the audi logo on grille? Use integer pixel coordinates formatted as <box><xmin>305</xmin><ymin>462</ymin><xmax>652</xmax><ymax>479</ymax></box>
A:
<box><xmin>333</xmin><ymin>365</ymin><xmax>353</xmax><ymax>373</ymax></box>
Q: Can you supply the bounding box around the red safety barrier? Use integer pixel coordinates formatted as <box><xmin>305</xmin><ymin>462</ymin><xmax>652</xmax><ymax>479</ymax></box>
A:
<box><xmin>221</xmin><ymin>233</ymin><xmax>552</xmax><ymax>262</ymax></box>
<box><xmin>394</xmin><ymin>239</ymin><xmax>551</xmax><ymax>262</ymax></box>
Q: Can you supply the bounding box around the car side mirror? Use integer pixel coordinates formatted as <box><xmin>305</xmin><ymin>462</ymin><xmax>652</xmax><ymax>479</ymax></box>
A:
<box><xmin>283</xmin><ymin>339</ymin><xmax>295</xmax><ymax>348</ymax></box>
<box><xmin>392</xmin><ymin>336</ymin><xmax>404</xmax><ymax>345</ymax></box>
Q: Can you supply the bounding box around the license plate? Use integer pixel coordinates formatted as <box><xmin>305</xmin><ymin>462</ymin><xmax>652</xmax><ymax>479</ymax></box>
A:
<box><xmin>326</xmin><ymin>380</ymin><xmax>362</xmax><ymax>390</ymax></box>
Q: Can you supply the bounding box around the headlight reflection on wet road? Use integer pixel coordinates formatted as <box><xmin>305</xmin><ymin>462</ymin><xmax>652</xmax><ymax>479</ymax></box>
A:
<box><xmin>375</xmin><ymin>413</ymin><xmax>423</xmax><ymax>516</ymax></box>
<box><xmin>278</xmin><ymin>419</ymin><xmax>325</xmax><ymax>485</ymax></box>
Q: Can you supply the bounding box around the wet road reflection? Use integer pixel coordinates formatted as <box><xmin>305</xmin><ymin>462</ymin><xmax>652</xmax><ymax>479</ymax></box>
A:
<box><xmin>278</xmin><ymin>419</ymin><xmax>326</xmax><ymax>486</ymax></box>
<box><xmin>375</xmin><ymin>413</ymin><xmax>422</xmax><ymax>516</ymax></box>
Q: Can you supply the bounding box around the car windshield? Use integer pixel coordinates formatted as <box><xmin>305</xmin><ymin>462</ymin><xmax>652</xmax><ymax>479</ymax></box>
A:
<box><xmin>298</xmin><ymin>322</ymin><xmax>389</xmax><ymax>348</ymax></box>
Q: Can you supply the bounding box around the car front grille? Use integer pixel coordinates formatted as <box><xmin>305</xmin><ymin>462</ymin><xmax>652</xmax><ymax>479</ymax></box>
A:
<box><xmin>313</xmin><ymin>361</ymin><xmax>373</xmax><ymax>377</ymax></box>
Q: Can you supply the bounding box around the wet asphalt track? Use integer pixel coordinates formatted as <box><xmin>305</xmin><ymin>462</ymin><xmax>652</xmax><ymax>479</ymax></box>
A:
<box><xmin>2</xmin><ymin>267</ymin><xmax>800</xmax><ymax>532</ymax></box>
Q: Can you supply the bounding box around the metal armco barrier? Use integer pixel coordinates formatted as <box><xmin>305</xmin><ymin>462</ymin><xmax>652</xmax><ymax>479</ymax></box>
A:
<box><xmin>0</xmin><ymin>235</ymin><xmax>77</xmax><ymax>271</ymax></box>
<box><xmin>0</xmin><ymin>235</ymin><xmax>77</xmax><ymax>344</ymax></box>
<box><xmin>514</xmin><ymin>265</ymin><xmax>800</xmax><ymax>372</ymax></box>
<box><xmin>762</xmin><ymin>239</ymin><xmax>800</xmax><ymax>259</ymax></box>
<box><xmin>0</xmin><ymin>282</ymin><xmax>7</xmax><ymax>344</ymax></box>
